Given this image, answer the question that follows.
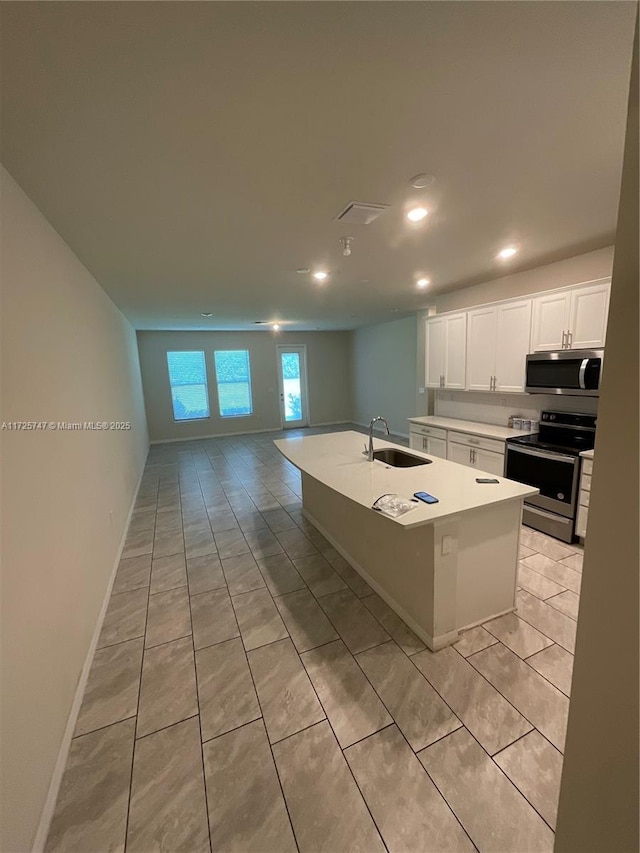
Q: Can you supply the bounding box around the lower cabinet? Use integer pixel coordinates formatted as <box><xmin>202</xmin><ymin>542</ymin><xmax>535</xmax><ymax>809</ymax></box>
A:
<box><xmin>447</xmin><ymin>431</ymin><xmax>506</xmax><ymax>475</ymax></box>
<box><xmin>409</xmin><ymin>425</ymin><xmax>448</xmax><ymax>459</ymax></box>
<box><xmin>575</xmin><ymin>456</ymin><xmax>593</xmax><ymax>538</ymax></box>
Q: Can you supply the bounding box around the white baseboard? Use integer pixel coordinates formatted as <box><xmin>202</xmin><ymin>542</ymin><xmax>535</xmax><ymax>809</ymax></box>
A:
<box><xmin>302</xmin><ymin>508</ymin><xmax>458</xmax><ymax>651</ymax></box>
<box><xmin>351</xmin><ymin>420</ymin><xmax>410</xmax><ymax>440</ymax></box>
<box><xmin>150</xmin><ymin>421</ymin><xmax>352</xmax><ymax>445</ymax></box>
<box><xmin>32</xmin><ymin>455</ymin><xmax>148</xmax><ymax>853</ymax></box>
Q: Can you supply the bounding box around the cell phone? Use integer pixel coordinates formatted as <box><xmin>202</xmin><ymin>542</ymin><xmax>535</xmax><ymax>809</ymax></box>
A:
<box><xmin>475</xmin><ymin>478</ymin><xmax>500</xmax><ymax>484</ymax></box>
<box><xmin>413</xmin><ymin>491</ymin><xmax>439</xmax><ymax>504</ymax></box>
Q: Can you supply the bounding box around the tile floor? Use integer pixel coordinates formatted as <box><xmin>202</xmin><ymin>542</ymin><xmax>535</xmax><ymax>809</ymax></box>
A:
<box><xmin>45</xmin><ymin>425</ymin><xmax>583</xmax><ymax>853</ymax></box>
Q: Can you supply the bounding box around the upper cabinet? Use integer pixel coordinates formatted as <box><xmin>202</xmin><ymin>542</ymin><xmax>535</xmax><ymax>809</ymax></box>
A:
<box><xmin>466</xmin><ymin>300</ymin><xmax>532</xmax><ymax>393</ymax></box>
<box><xmin>531</xmin><ymin>281</ymin><xmax>610</xmax><ymax>352</ymax></box>
<box><xmin>423</xmin><ymin>278</ymin><xmax>610</xmax><ymax>395</ymax></box>
<box><xmin>425</xmin><ymin>312</ymin><xmax>466</xmax><ymax>389</ymax></box>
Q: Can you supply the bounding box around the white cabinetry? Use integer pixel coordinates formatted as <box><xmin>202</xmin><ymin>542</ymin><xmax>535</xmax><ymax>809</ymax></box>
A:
<box><xmin>575</xmin><ymin>456</ymin><xmax>593</xmax><ymax>539</ymax></box>
<box><xmin>466</xmin><ymin>300</ymin><xmax>532</xmax><ymax>393</ymax></box>
<box><xmin>408</xmin><ymin>424</ymin><xmax>447</xmax><ymax>459</ymax></box>
<box><xmin>425</xmin><ymin>313</ymin><xmax>466</xmax><ymax>389</ymax></box>
<box><xmin>531</xmin><ymin>281</ymin><xmax>610</xmax><ymax>352</ymax></box>
<box><xmin>447</xmin><ymin>431</ymin><xmax>505</xmax><ymax>476</ymax></box>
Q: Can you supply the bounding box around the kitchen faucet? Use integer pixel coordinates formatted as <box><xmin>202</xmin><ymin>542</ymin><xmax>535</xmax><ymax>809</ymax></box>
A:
<box><xmin>365</xmin><ymin>416</ymin><xmax>390</xmax><ymax>461</ymax></box>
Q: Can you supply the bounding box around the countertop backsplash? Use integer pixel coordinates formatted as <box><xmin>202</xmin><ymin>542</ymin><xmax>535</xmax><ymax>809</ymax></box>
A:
<box><xmin>434</xmin><ymin>390</ymin><xmax>598</xmax><ymax>427</ymax></box>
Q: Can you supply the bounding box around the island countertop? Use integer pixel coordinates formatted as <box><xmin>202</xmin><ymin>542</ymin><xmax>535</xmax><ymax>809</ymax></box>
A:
<box><xmin>275</xmin><ymin>431</ymin><xmax>538</xmax><ymax>529</ymax></box>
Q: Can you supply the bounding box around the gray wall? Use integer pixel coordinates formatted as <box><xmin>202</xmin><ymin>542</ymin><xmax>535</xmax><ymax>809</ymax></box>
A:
<box><xmin>0</xmin><ymin>167</ymin><xmax>149</xmax><ymax>852</ymax></box>
<box><xmin>555</xmin><ymin>18</ymin><xmax>638</xmax><ymax>851</ymax></box>
<box><xmin>137</xmin><ymin>330</ymin><xmax>352</xmax><ymax>442</ymax></box>
<box><xmin>351</xmin><ymin>316</ymin><xmax>419</xmax><ymax>436</ymax></box>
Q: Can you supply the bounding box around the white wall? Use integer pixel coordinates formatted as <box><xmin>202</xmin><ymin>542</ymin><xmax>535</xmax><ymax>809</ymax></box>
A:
<box><xmin>137</xmin><ymin>329</ymin><xmax>352</xmax><ymax>442</ymax></box>
<box><xmin>351</xmin><ymin>316</ymin><xmax>418</xmax><ymax>436</ymax></box>
<box><xmin>0</xmin><ymin>168</ymin><xmax>149</xmax><ymax>852</ymax></box>
<box><xmin>555</xmin><ymin>19</ymin><xmax>638</xmax><ymax>851</ymax></box>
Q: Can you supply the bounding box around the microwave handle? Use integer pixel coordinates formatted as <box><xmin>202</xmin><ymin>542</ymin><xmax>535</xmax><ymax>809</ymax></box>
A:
<box><xmin>578</xmin><ymin>358</ymin><xmax>589</xmax><ymax>390</ymax></box>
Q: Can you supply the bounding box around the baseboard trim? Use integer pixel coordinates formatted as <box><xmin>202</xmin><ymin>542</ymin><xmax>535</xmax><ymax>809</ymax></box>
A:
<box><xmin>351</xmin><ymin>420</ymin><xmax>410</xmax><ymax>440</ymax></box>
<box><xmin>302</xmin><ymin>508</ymin><xmax>458</xmax><ymax>651</ymax></box>
<box><xmin>32</xmin><ymin>453</ymin><xmax>148</xmax><ymax>853</ymax></box>
<box><xmin>150</xmin><ymin>422</ymin><xmax>352</xmax><ymax>444</ymax></box>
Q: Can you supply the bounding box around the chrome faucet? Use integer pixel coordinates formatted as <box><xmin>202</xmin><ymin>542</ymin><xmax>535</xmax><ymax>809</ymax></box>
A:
<box><xmin>365</xmin><ymin>416</ymin><xmax>390</xmax><ymax>461</ymax></box>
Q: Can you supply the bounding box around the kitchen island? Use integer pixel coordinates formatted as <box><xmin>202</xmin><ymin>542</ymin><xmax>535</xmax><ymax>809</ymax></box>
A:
<box><xmin>275</xmin><ymin>430</ymin><xmax>538</xmax><ymax>650</ymax></box>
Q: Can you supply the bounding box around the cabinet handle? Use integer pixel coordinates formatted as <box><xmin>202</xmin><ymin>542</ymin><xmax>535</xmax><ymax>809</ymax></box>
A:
<box><xmin>469</xmin><ymin>438</ymin><xmax>480</xmax><ymax>445</ymax></box>
<box><xmin>567</xmin><ymin>330</ymin><xmax>573</xmax><ymax>348</ymax></box>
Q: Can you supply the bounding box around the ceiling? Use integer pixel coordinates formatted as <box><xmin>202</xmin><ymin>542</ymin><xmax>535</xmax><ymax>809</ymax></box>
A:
<box><xmin>1</xmin><ymin>2</ymin><xmax>635</xmax><ymax>331</ymax></box>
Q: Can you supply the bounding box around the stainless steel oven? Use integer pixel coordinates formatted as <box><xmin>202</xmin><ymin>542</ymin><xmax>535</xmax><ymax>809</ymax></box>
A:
<box><xmin>525</xmin><ymin>349</ymin><xmax>603</xmax><ymax>396</ymax></box>
<box><xmin>505</xmin><ymin>411</ymin><xmax>596</xmax><ymax>543</ymax></box>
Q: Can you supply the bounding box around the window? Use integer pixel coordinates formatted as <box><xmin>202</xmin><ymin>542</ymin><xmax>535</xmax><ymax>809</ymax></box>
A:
<box><xmin>214</xmin><ymin>350</ymin><xmax>253</xmax><ymax>417</ymax></box>
<box><xmin>166</xmin><ymin>351</ymin><xmax>210</xmax><ymax>421</ymax></box>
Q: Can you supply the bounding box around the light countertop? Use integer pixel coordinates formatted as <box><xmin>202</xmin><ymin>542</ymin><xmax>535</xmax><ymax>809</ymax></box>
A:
<box><xmin>580</xmin><ymin>449</ymin><xmax>595</xmax><ymax>459</ymax></box>
<box><xmin>408</xmin><ymin>416</ymin><xmax>536</xmax><ymax>441</ymax></box>
<box><xmin>275</xmin><ymin>431</ymin><xmax>538</xmax><ymax>528</ymax></box>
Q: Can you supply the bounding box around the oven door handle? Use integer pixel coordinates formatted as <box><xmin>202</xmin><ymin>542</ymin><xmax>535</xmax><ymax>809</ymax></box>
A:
<box><xmin>508</xmin><ymin>445</ymin><xmax>576</xmax><ymax>464</ymax></box>
<box><xmin>578</xmin><ymin>358</ymin><xmax>589</xmax><ymax>390</ymax></box>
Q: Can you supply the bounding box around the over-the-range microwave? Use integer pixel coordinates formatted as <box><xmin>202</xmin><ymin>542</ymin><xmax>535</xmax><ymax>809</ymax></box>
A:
<box><xmin>525</xmin><ymin>349</ymin><xmax>603</xmax><ymax>396</ymax></box>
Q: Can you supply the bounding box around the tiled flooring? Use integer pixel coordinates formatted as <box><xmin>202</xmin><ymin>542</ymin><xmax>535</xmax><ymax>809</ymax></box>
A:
<box><xmin>45</xmin><ymin>425</ymin><xmax>583</xmax><ymax>853</ymax></box>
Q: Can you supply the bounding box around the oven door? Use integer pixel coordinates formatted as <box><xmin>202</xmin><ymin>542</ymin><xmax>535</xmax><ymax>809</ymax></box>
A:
<box><xmin>505</xmin><ymin>444</ymin><xmax>579</xmax><ymax>518</ymax></box>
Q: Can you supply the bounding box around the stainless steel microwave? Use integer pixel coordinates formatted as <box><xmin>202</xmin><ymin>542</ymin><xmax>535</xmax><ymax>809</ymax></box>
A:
<box><xmin>525</xmin><ymin>349</ymin><xmax>603</xmax><ymax>396</ymax></box>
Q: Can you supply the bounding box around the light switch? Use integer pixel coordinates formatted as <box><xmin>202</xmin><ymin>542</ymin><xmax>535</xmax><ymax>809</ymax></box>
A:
<box><xmin>418</xmin><ymin>386</ymin><xmax>425</xmax><ymax>394</ymax></box>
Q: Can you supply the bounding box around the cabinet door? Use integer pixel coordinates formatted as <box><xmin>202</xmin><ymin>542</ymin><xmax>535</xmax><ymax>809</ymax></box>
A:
<box><xmin>495</xmin><ymin>300</ymin><xmax>532</xmax><ymax>393</ymax></box>
<box><xmin>448</xmin><ymin>441</ymin><xmax>473</xmax><ymax>467</ymax></box>
<box><xmin>531</xmin><ymin>291</ymin><xmax>571</xmax><ymax>351</ymax></box>
<box><xmin>409</xmin><ymin>432</ymin><xmax>423</xmax><ymax>451</ymax></box>
<box><xmin>425</xmin><ymin>318</ymin><xmax>445</xmax><ymax>388</ymax></box>
<box><xmin>466</xmin><ymin>307</ymin><xmax>497</xmax><ymax>391</ymax></box>
<box><xmin>426</xmin><ymin>437</ymin><xmax>447</xmax><ymax>459</ymax></box>
<box><xmin>473</xmin><ymin>448</ymin><xmax>505</xmax><ymax>476</ymax></box>
<box><xmin>444</xmin><ymin>313</ymin><xmax>467</xmax><ymax>389</ymax></box>
<box><xmin>569</xmin><ymin>282</ymin><xmax>610</xmax><ymax>349</ymax></box>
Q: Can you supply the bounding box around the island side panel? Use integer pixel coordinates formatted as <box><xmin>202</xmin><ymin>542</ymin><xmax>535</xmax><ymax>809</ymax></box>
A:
<box><xmin>455</xmin><ymin>499</ymin><xmax>522</xmax><ymax>629</ymax></box>
<box><xmin>301</xmin><ymin>473</ymin><xmax>437</xmax><ymax>639</ymax></box>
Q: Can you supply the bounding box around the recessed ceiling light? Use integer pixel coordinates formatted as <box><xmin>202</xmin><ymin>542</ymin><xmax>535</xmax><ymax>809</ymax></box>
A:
<box><xmin>312</xmin><ymin>270</ymin><xmax>329</xmax><ymax>281</ymax></box>
<box><xmin>417</xmin><ymin>277</ymin><xmax>430</xmax><ymax>288</ymax></box>
<box><xmin>272</xmin><ymin>323</ymin><xmax>280</xmax><ymax>331</ymax></box>
<box><xmin>407</xmin><ymin>207</ymin><xmax>429</xmax><ymax>222</ymax></box>
<box><xmin>497</xmin><ymin>246</ymin><xmax>518</xmax><ymax>259</ymax></box>
<box><xmin>200</xmin><ymin>312</ymin><xmax>213</xmax><ymax>317</ymax></box>
<box><xmin>410</xmin><ymin>173</ymin><xmax>435</xmax><ymax>189</ymax></box>
<box><xmin>296</xmin><ymin>267</ymin><xmax>311</xmax><ymax>274</ymax></box>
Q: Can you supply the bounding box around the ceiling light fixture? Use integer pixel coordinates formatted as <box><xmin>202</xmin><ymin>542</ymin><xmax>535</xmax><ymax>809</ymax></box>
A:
<box><xmin>407</xmin><ymin>207</ymin><xmax>429</xmax><ymax>223</ymax></box>
<box><xmin>312</xmin><ymin>270</ymin><xmax>329</xmax><ymax>281</ymax></box>
<box><xmin>497</xmin><ymin>246</ymin><xmax>518</xmax><ymax>260</ymax></box>
<box><xmin>340</xmin><ymin>236</ymin><xmax>354</xmax><ymax>257</ymax></box>
<box><xmin>410</xmin><ymin>173</ymin><xmax>435</xmax><ymax>189</ymax></box>
<box><xmin>200</xmin><ymin>312</ymin><xmax>213</xmax><ymax>317</ymax></box>
<box><xmin>417</xmin><ymin>278</ymin><xmax>430</xmax><ymax>288</ymax></box>
<box><xmin>272</xmin><ymin>323</ymin><xmax>280</xmax><ymax>331</ymax></box>
<box><xmin>296</xmin><ymin>267</ymin><xmax>311</xmax><ymax>274</ymax></box>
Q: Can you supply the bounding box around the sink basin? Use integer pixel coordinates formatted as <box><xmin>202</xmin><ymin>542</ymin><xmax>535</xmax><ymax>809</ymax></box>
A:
<box><xmin>372</xmin><ymin>448</ymin><xmax>432</xmax><ymax>467</ymax></box>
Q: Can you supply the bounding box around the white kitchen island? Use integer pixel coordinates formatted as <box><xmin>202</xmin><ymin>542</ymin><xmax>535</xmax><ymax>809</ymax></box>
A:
<box><xmin>275</xmin><ymin>431</ymin><xmax>538</xmax><ymax>650</ymax></box>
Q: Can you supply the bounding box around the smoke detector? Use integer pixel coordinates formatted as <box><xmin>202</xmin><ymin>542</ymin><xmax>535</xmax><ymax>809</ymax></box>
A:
<box><xmin>334</xmin><ymin>201</ymin><xmax>389</xmax><ymax>225</ymax></box>
<box><xmin>340</xmin><ymin>236</ymin><xmax>354</xmax><ymax>257</ymax></box>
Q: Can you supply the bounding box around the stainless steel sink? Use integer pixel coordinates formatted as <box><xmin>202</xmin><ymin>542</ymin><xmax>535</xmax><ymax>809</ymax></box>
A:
<box><xmin>372</xmin><ymin>448</ymin><xmax>432</xmax><ymax>467</ymax></box>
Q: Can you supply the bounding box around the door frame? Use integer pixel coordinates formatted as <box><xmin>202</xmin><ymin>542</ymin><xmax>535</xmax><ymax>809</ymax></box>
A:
<box><xmin>276</xmin><ymin>344</ymin><xmax>310</xmax><ymax>428</ymax></box>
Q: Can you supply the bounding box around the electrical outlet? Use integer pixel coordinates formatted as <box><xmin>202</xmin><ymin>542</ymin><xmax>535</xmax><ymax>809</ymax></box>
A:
<box><xmin>441</xmin><ymin>534</ymin><xmax>454</xmax><ymax>556</ymax></box>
